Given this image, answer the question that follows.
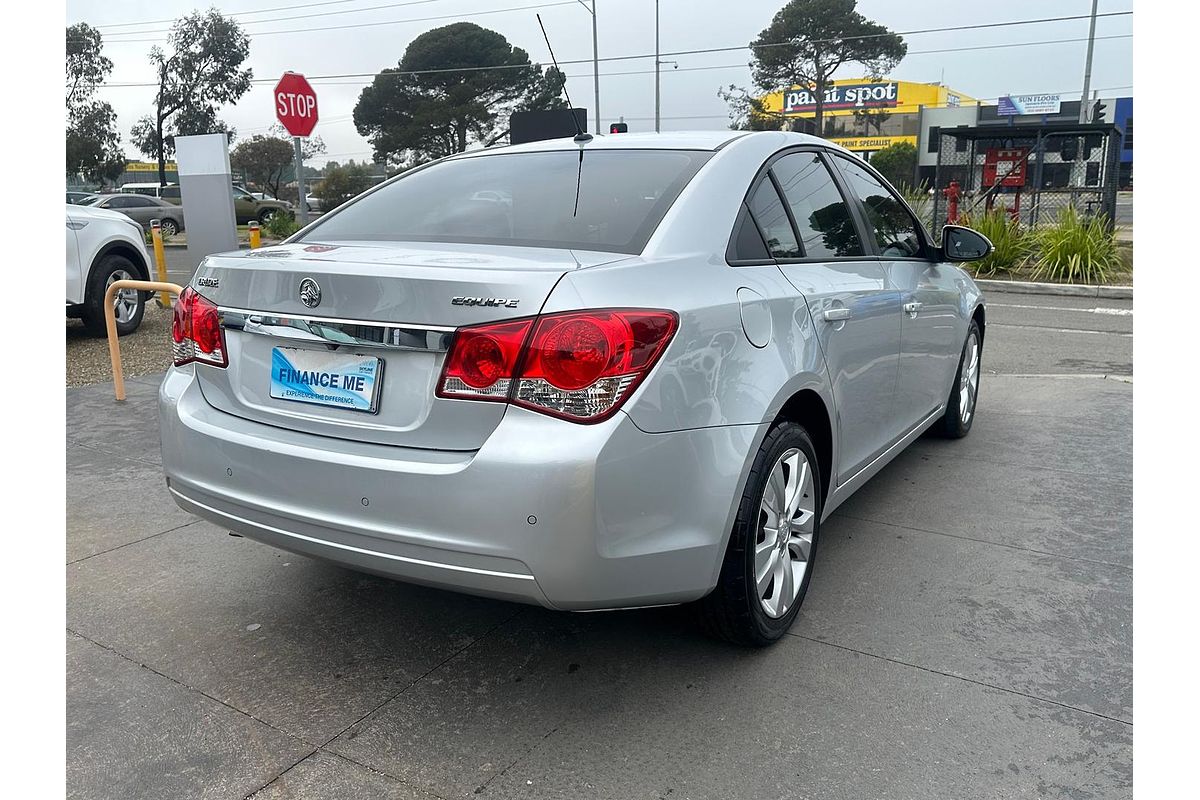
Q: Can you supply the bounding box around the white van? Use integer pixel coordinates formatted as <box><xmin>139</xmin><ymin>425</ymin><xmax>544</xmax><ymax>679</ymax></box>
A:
<box><xmin>119</xmin><ymin>183</ymin><xmax>182</xmax><ymax>204</ymax></box>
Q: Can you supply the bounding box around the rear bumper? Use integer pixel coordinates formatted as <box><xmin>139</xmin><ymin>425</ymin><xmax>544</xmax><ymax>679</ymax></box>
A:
<box><xmin>159</xmin><ymin>367</ymin><xmax>762</xmax><ymax>610</ymax></box>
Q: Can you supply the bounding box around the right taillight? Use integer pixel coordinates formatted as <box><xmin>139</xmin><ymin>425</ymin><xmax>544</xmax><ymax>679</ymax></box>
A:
<box><xmin>172</xmin><ymin>286</ymin><xmax>228</xmax><ymax>368</ymax></box>
<box><xmin>437</xmin><ymin>308</ymin><xmax>677</xmax><ymax>423</ymax></box>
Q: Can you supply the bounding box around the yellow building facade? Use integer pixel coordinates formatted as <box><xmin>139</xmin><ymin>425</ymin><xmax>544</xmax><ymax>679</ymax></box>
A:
<box><xmin>760</xmin><ymin>79</ymin><xmax>977</xmax><ymax>155</ymax></box>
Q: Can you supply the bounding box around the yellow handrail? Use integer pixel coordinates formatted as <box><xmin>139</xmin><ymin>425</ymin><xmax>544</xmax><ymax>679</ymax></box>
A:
<box><xmin>104</xmin><ymin>279</ymin><xmax>185</xmax><ymax>401</ymax></box>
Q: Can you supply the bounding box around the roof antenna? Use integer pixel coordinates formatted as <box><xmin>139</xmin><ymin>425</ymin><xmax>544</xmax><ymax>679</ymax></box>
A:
<box><xmin>537</xmin><ymin>13</ymin><xmax>591</xmax><ymax>143</ymax></box>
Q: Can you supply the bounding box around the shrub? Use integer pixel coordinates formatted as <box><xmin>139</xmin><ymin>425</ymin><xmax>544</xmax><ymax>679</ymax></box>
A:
<box><xmin>264</xmin><ymin>212</ymin><xmax>301</xmax><ymax>239</ymax></box>
<box><xmin>1026</xmin><ymin>206</ymin><xmax>1122</xmax><ymax>285</ymax></box>
<box><xmin>958</xmin><ymin>209</ymin><xmax>1029</xmax><ymax>277</ymax></box>
<box><xmin>900</xmin><ymin>182</ymin><xmax>933</xmax><ymax>235</ymax></box>
<box><xmin>870</xmin><ymin>142</ymin><xmax>918</xmax><ymax>191</ymax></box>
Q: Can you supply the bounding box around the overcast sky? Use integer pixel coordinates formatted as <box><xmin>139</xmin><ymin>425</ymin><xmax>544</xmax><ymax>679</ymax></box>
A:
<box><xmin>66</xmin><ymin>0</ymin><xmax>1133</xmax><ymax>163</ymax></box>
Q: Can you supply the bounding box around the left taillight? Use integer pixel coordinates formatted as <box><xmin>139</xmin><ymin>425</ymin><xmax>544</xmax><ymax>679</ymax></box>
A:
<box><xmin>172</xmin><ymin>286</ymin><xmax>228</xmax><ymax>368</ymax></box>
<box><xmin>437</xmin><ymin>308</ymin><xmax>677</xmax><ymax>423</ymax></box>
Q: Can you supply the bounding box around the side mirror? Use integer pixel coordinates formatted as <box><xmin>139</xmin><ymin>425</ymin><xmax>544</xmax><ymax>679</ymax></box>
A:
<box><xmin>940</xmin><ymin>225</ymin><xmax>993</xmax><ymax>262</ymax></box>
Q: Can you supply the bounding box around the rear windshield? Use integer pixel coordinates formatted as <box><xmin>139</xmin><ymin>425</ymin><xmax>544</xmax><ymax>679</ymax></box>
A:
<box><xmin>299</xmin><ymin>149</ymin><xmax>713</xmax><ymax>254</ymax></box>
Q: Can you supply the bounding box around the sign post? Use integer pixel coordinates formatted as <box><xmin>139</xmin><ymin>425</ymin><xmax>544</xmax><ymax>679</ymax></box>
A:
<box><xmin>274</xmin><ymin>72</ymin><xmax>319</xmax><ymax>226</ymax></box>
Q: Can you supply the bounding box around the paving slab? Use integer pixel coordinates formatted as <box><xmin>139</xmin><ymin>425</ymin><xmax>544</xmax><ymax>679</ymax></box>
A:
<box><xmin>797</xmin><ymin>515</ymin><xmax>1131</xmax><ymax>722</ymax></box>
<box><xmin>66</xmin><ymin>379</ymin><xmax>163</xmax><ymax>465</ymax></box>
<box><xmin>330</xmin><ymin>611</ymin><xmax>1130</xmax><ymax>800</ymax></box>
<box><xmin>248</xmin><ymin>751</ymin><xmax>436</xmax><ymax>800</ymax></box>
<box><xmin>67</xmin><ymin>522</ymin><xmax>520</xmax><ymax>744</ymax></box>
<box><xmin>67</xmin><ymin>632</ymin><xmax>309</xmax><ymax>800</ymax></box>
<box><xmin>66</xmin><ymin>443</ymin><xmax>196</xmax><ymax>563</ymax></box>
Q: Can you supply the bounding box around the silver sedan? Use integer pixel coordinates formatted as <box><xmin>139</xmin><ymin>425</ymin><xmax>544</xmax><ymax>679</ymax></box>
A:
<box><xmin>87</xmin><ymin>193</ymin><xmax>185</xmax><ymax>235</ymax></box>
<box><xmin>159</xmin><ymin>131</ymin><xmax>989</xmax><ymax>645</ymax></box>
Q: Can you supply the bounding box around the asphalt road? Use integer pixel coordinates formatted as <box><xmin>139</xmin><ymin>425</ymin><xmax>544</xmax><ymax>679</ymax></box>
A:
<box><xmin>66</xmin><ymin>289</ymin><xmax>1132</xmax><ymax>799</ymax></box>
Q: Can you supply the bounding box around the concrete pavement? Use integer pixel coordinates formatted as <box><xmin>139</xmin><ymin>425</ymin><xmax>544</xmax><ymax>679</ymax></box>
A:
<box><xmin>66</xmin><ymin>293</ymin><xmax>1132</xmax><ymax>799</ymax></box>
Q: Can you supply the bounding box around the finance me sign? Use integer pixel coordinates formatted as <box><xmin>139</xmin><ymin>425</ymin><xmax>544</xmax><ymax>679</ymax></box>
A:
<box><xmin>783</xmin><ymin>82</ymin><xmax>899</xmax><ymax>114</ymax></box>
<box><xmin>998</xmin><ymin>94</ymin><xmax>1062</xmax><ymax>116</ymax></box>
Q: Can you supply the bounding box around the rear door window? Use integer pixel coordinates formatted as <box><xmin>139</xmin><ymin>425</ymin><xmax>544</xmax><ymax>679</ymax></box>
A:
<box><xmin>770</xmin><ymin>152</ymin><xmax>863</xmax><ymax>258</ymax></box>
<box><xmin>832</xmin><ymin>156</ymin><xmax>926</xmax><ymax>258</ymax></box>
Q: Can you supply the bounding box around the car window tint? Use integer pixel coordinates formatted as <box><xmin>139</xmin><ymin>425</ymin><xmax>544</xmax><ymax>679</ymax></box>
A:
<box><xmin>108</xmin><ymin>195</ymin><xmax>133</xmax><ymax>208</ymax></box>
<box><xmin>729</xmin><ymin>203</ymin><xmax>769</xmax><ymax>261</ymax></box>
<box><xmin>747</xmin><ymin>179</ymin><xmax>800</xmax><ymax>259</ymax></box>
<box><xmin>833</xmin><ymin>156</ymin><xmax>924</xmax><ymax>258</ymax></box>
<box><xmin>770</xmin><ymin>152</ymin><xmax>862</xmax><ymax>258</ymax></box>
<box><xmin>161</xmin><ymin>187</ymin><xmax>180</xmax><ymax>199</ymax></box>
<box><xmin>302</xmin><ymin>150</ymin><xmax>712</xmax><ymax>255</ymax></box>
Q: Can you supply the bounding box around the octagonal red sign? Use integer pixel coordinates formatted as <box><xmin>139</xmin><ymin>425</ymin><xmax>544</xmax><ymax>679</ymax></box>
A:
<box><xmin>274</xmin><ymin>72</ymin><xmax>318</xmax><ymax>137</ymax></box>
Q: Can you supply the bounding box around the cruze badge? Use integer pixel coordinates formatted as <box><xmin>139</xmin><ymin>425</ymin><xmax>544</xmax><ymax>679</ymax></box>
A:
<box><xmin>299</xmin><ymin>278</ymin><xmax>322</xmax><ymax>308</ymax></box>
<box><xmin>196</xmin><ymin>276</ymin><xmax>220</xmax><ymax>289</ymax></box>
<box><xmin>452</xmin><ymin>296</ymin><xmax>519</xmax><ymax>308</ymax></box>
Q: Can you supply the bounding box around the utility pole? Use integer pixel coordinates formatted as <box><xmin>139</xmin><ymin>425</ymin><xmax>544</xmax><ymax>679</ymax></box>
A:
<box><xmin>655</xmin><ymin>0</ymin><xmax>661</xmax><ymax>132</ymax></box>
<box><xmin>1079</xmin><ymin>0</ymin><xmax>1099</xmax><ymax>122</ymax></box>
<box><xmin>575</xmin><ymin>1</ymin><xmax>600</xmax><ymax>133</ymax></box>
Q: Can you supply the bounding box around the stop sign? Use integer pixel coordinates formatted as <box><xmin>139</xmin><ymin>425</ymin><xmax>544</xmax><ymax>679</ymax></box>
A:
<box><xmin>274</xmin><ymin>72</ymin><xmax>318</xmax><ymax>137</ymax></box>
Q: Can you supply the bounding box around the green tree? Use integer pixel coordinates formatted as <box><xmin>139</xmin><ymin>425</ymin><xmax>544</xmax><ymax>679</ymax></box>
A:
<box><xmin>130</xmin><ymin>9</ymin><xmax>252</xmax><ymax>186</ymax></box>
<box><xmin>230</xmin><ymin>125</ymin><xmax>326</xmax><ymax>198</ymax></box>
<box><xmin>749</xmin><ymin>0</ymin><xmax>906</xmax><ymax>134</ymax></box>
<box><xmin>868</xmin><ymin>141</ymin><xmax>917</xmax><ymax>190</ymax></box>
<box><xmin>354</xmin><ymin>22</ymin><xmax>558</xmax><ymax>168</ymax></box>
<box><xmin>317</xmin><ymin>162</ymin><xmax>374</xmax><ymax>211</ymax></box>
<box><xmin>66</xmin><ymin>24</ymin><xmax>124</xmax><ymax>184</ymax></box>
<box><xmin>717</xmin><ymin>85</ymin><xmax>785</xmax><ymax>131</ymax></box>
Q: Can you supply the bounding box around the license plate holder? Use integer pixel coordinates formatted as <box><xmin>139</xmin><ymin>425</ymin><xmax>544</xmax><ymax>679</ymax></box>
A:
<box><xmin>269</xmin><ymin>347</ymin><xmax>383</xmax><ymax>414</ymax></box>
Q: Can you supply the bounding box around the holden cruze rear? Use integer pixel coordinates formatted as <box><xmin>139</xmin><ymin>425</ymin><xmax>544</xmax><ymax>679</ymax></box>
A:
<box><xmin>159</xmin><ymin>142</ymin><xmax>758</xmax><ymax>611</ymax></box>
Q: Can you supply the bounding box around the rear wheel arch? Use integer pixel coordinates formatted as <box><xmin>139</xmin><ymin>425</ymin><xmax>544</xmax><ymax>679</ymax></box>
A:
<box><xmin>775</xmin><ymin>388</ymin><xmax>833</xmax><ymax>507</ymax></box>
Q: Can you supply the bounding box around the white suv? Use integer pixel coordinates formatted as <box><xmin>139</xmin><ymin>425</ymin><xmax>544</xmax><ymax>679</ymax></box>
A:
<box><xmin>66</xmin><ymin>203</ymin><xmax>154</xmax><ymax>336</ymax></box>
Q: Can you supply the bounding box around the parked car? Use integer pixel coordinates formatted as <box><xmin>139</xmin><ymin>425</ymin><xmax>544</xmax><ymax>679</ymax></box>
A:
<box><xmin>233</xmin><ymin>185</ymin><xmax>292</xmax><ymax>224</ymax></box>
<box><xmin>251</xmin><ymin>191</ymin><xmax>295</xmax><ymax>212</ymax></box>
<box><xmin>86</xmin><ymin>194</ymin><xmax>185</xmax><ymax>236</ymax></box>
<box><xmin>66</xmin><ymin>203</ymin><xmax>154</xmax><ymax>336</ymax></box>
<box><xmin>159</xmin><ymin>131</ymin><xmax>990</xmax><ymax>645</ymax></box>
<box><xmin>119</xmin><ymin>182</ymin><xmax>182</xmax><ymax>204</ymax></box>
<box><xmin>67</xmin><ymin>191</ymin><xmax>99</xmax><ymax>205</ymax></box>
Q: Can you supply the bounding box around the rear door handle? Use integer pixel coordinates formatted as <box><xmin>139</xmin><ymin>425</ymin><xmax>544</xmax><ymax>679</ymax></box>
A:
<box><xmin>823</xmin><ymin>308</ymin><xmax>851</xmax><ymax>322</ymax></box>
<box><xmin>903</xmin><ymin>301</ymin><xmax>922</xmax><ymax>316</ymax></box>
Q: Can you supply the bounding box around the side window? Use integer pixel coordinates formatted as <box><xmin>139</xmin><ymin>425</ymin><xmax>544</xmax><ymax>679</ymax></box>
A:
<box><xmin>833</xmin><ymin>156</ymin><xmax>925</xmax><ymax>258</ymax></box>
<box><xmin>747</xmin><ymin>179</ymin><xmax>800</xmax><ymax>259</ymax></box>
<box><xmin>108</xmin><ymin>195</ymin><xmax>133</xmax><ymax>208</ymax></box>
<box><xmin>727</xmin><ymin>203</ymin><xmax>769</xmax><ymax>262</ymax></box>
<box><xmin>771</xmin><ymin>152</ymin><xmax>863</xmax><ymax>258</ymax></box>
<box><xmin>161</xmin><ymin>186</ymin><xmax>180</xmax><ymax>200</ymax></box>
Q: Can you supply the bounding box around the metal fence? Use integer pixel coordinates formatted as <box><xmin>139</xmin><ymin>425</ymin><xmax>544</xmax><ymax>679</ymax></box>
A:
<box><xmin>931</xmin><ymin>122</ymin><xmax>1122</xmax><ymax>233</ymax></box>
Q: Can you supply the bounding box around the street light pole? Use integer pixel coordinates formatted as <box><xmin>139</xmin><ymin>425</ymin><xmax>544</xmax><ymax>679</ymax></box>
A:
<box><xmin>1079</xmin><ymin>0</ymin><xmax>1099</xmax><ymax>122</ymax></box>
<box><xmin>576</xmin><ymin>1</ymin><xmax>600</xmax><ymax>133</ymax></box>
<box><xmin>655</xmin><ymin>0</ymin><xmax>660</xmax><ymax>133</ymax></box>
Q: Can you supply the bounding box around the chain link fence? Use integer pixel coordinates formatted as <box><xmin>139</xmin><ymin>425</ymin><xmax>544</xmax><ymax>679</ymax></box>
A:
<box><xmin>931</xmin><ymin>123</ymin><xmax>1122</xmax><ymax>234</ymax></box>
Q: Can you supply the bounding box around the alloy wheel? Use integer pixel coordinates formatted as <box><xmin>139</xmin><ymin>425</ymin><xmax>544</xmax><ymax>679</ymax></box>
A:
<box><xmin>107</xmin><ymin>269</ymin><xmax>139</xmax><ymax>324</ymax></box>
<box><xmin>960</xmin><ymin>332</ymin><xmax>980</xmax><ymax>424</ymax></box>
<box><xmin>755</xmin><ymin>448</ymin><xmax>816</xmax><ymax>619</ymax></box>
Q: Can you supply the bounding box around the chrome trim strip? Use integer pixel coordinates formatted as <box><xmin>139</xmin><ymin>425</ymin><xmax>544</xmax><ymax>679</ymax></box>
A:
<box><xmin>219</xmin><ymin>306</ymin><xmax>455</xmax><ymax>352</ymax></box>
<box><xmin>169</xmin><ymin>486</ymin><xmax>538</xmax><ymax>582</ymax></box>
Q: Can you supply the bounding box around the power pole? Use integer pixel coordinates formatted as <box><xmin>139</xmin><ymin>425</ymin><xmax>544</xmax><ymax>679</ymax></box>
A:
<box><xmin>655</xmin><ymin>0</ymin><xmax>661</xmax><ymax>132</ymax></box>
<box><xmin>578</xmin><ymin>1</ymin><xmax>599</xmax><ymax>134</ymax></box>
<box><xmin>1079</xmin><ymin>0</ymin><xmax>1099</xmax><ymax>122</ymax></box>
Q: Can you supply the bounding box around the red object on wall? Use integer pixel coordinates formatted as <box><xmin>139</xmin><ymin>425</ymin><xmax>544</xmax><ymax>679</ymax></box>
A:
<box><xmin>982</xmin><ymin>147</ymin><xmax>1029</xmax><ymax>188</ymax></box>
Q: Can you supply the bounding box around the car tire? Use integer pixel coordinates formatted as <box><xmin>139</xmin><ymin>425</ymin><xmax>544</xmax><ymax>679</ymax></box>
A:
<box><xmin>258</xmin><ymin>208</ymin><xmax>277</xmax><ymax>224</ymax></box>
<box><xmin>159</xmin><ymin>218</ymin><xmax>179</xmax><ymax>236</ymax></box>
<box><xmin>694</xmin><ymin>421</ymin><xmax>822</xmax><ymax>647</ymax></box>
<box><xmin>931</xmin><ymin>320</ymin><xmax>982</xmax><ymax>439</ymax></box>
<box><xmin>80</xmin><ymin>254</ymin><xmax>145</xmax><ymax>337</ymax></box>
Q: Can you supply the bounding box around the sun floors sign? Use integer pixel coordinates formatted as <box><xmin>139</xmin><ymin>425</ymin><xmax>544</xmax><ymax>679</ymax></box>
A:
<box><xmin>783</xmin><ymin>82</ymin><xmax>899</xmax><ymax>114</ymax></box>
<box><xmin>998</xmin><ymin>94</ymin><xmax>1062</xmax><ymax>116</ymax></box>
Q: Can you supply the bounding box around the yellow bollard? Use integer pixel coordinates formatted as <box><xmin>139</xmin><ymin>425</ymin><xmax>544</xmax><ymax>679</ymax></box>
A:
<box><xmin>150</xmin><ymin>219</ymin><xmax>171</xmax><ymax>308</ymax></box>
<box><xmin>249</xmin><ymin>219</ymin><xmax>261</xmax><ymax>249</ymax></box>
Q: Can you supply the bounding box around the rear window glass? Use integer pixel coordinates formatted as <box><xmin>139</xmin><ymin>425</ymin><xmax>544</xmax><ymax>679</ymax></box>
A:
<box><xmin>300</xmin><ymin>149</ymin><xmax>713</xmax><ymax>254</ymax></box>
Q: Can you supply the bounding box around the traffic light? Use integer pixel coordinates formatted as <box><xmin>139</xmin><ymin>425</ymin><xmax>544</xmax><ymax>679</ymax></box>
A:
<box><xmin>1092</xmin><ymin>99</ymin><xmax>1107</xmax><ymax>122</ymax></box>
<box><xmin>609</xmin><ymin>121</ymin><xmax>628</xmax><ymax>134</ymax></box>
